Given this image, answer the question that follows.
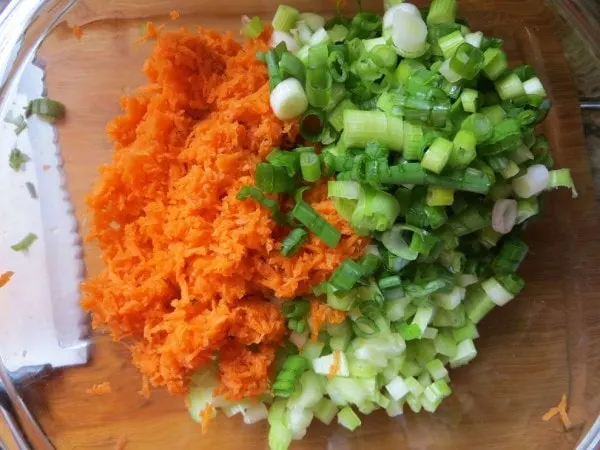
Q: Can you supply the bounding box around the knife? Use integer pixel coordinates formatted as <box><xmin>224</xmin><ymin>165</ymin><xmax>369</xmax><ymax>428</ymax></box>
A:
<box><xmin>0</xmin><ymin>49</ymin><xmax>90</xmax><ymax>447</ymax></box>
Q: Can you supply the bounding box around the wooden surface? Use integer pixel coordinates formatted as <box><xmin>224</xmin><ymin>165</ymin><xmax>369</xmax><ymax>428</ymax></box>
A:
<box><xmin>16</xmin><ymin>0</ymin><xmax>600</xmax><ymax>448</ymax></box>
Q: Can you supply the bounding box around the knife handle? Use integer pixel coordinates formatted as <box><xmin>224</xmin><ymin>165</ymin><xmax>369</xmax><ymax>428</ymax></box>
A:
<box><xmin>0</xmin><ymin>365</ymin><xmax>53</xmax><ymax>450</ymax></box>
<box><xmin>0</xmin><ymin>394</ymin><xmax>30</xmax><ymax>450</ymax></box>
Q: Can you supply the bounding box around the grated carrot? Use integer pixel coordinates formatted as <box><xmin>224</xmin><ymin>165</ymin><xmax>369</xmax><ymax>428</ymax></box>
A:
<box><xmin>81</xmin><ymin>28</ymin><xmax>367</xmax><ymax>402</ymax></box>
<box><xmin>72</xmin><ymin>25</ymin><xmax>84</xmax><ymax>40</ymax></box>
<box><xmin>199</xmin><ymin>403</ymin><xmax>216</xmax><ymax>434</ymax></box>
<box><xmin>140</xmin><ymin>22</ymin><xmax>164</xmax><ymax>42</ymax></box>
<box><xmin>86</xmin><ymin>381</ymin><xmax>112</xmax><ymax>395</ymax></box>
<box><xmin>328</xmin><ymin>350</ymin><xmax>341</xmax><ymax>379</ymax></box>
<box><xmin>542</xmin><ymin>394</ymin><xmax>571</xmax><ymax>428</ymax></box>
<box><xmin>170</xmin><ymin>10</ymin><xmax>180</xmax><ymax>21</ymax></box>
<box><xmin>114</xmin><ymin>437</ymin><xmax>128</xmax><ymax>450</ymax></box>
<box><xmin>309</xmin><ymin>299</ymin><xmax>347</xmax><ymax>341</ymax></box>
<box><xmin>0</xmin><ymin>271</ymin><xmax>14</xmax><ymax>288</ymax></box>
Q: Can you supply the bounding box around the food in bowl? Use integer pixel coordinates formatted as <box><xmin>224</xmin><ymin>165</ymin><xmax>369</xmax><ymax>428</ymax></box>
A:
<box><xmin>77</xmin><ymin>0</ymin><xmax>577</xmax><ymax>448</ymax></box>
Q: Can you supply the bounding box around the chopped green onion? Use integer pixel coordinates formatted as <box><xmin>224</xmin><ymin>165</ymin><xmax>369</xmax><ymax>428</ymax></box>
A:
<box><xmin>460</xmin><ymin>113</ymin><xmax>493</xmax><ymax>144</ymax></box>
<box><xmin>300</xmin><ymin>108</ymin><xmax>326</xmax><ymax>142</ymax></box>
<box><xmin>492</xmin><ymin>237</ymin><xmax>528</xmax><ymax>274</ymax></box>
<box><xmin>337</xmin><ymin>407</ymin><xmax>361</xmax><ymax>431</ymax></box>
<box><xmin>449</xmin><ymin>338</ymin><xmax>477</xmax><ymax>368</ymax></box>
<box><xmin>329</xmin><ymin>259</ymin><xmax>364</xmax><ymax>292</ymax></box>
<box><xmin>481</xmin><ymin>104</ymin><xmax>507</xmax><ymax>125</ymax></box>
<box><xmin>352</xmin><ymin>316</ymin><xmax>380</xmax><ymax>337</ymax></box>
<box><xmin>403</xmin><ymin>121</ymin><xmax>425</xmax><ymax>161</ymax></box>
<box><xmin>548</xmin><ymin>168</ymin><xmax>578</xmax><ymax>198</ymax></box>
<box><xmin>11</xmin><ymin>233</ymin><xmax>38</xmax><ymax>252</ymax></box>
<box><xmin>27</xmin><ymin>98</ymin><xmax>65</xmax><ymax>122</ymax></box>
<box><xmin>255</xmin><ymin>163</ymin><xmax>296</xmax><ymax>193</ymax></box>
<box><xmin>8</xmin><ymin>148</ymin><xmax>30</xmax><ymax>171</ymax></box>
<box><xmin>281</xmin><ymin>229</ymin><xmax>309</xmax><ymax>257</ymax></box>
<box><xmin>516</xmin><ymin>197</ymin><xmax>539</xmax><ymax>224</ymax></box>
<box><xmin>343</xmin><ymin>110</ymin><xmax>404</xmax><ymax>151</ymax></box>
<box><xmin>272</xmin><ymin>5</ymin><xmax>300</xmax><ymax>31</ymax></box>
<box><xmin>438</xmin><ymin>30</ymin><xmax>465</xmax><ymax>59</ymax></box>
<box><xmin>329</xmin><ymin>99</ymin><xmax>356</xmax><ymax>132</ymax></box>
<box><xmin>370</xmin><ymin>45</ymin><xmax>398</xmax><ymax>69</ymax></box>
<box><xmin>306</xmin><ymin>68</ymin><xmax>333</xmax><ymax>108</ymax></box>
<box><xmin>512</xmin><ymin>164</ymin><xmax>549</xmax><ymax>198</ymax></box>
<box><xmin>4</xmin><ymin>112</ymin><xmax>27</xmax><ymax>135</ymax></box>
<box><xmin>378</xmin><ymin>275</ymin><xmax>402</xmax><ymax>290</ymax></box>
<box><xmin>300</xmin><ymin>152</ymin><xmax>322</xmax><ymax>182</ymax></box>
<box><xmin>351</xmin><ymin>185</ymin><xmax>401</xmax><ymax>232</ymax></box>
<box><xmin>282</xmin><ymin>300</ymin><xmax>310</xmax><ymax>318</ymax></box>
<box><xmin>482</xmin><ymin>48</ymin><xmax>508</xmax><ymax>81</ymax></box>
<box><xmin>460</xmin><ymin>88</ymin><xmax>479</xmax><ymax>112</ymax></box>
<box><xmin>464</xmin><ymin>284</ymin><xmax>495</xmax><ymax>323</ymax></box>
<box><xmin>450</xmin><ymin>43</ymin><xmax>484</xmax><ymax>80</ymax></box>
<box><xmin>328</xmin><ymin>180</ymin><xmax>361</xmax><ymax>199</ymax></box>
<box><xmin>237</xmin><ymin>186</ymin><xmax>286</xmax><ymax>224</ymax></box>
<box><xmin>273</xmin><ymin>354</ymin><xmax>309</xmax><ymax>397</ymax></box>
<box><xmin>421</xmin><ymin>137</ymin><xmax>453</xmax><ymax>174</ymax></box>
<box><xmin>270</xmin><ymin>77</ymin><xmax>308</xmax><ymax>120</ymax></box>
<box><xmin>279</xmin><ymin>52</ymin><xmax>306</xmax><ymax>85</ymax></box>
<box><xmin>391</xmin><ymin>11</ymin><xmax>430</xmax><ymax>58</ymax></box>
<box><xmin>292</xmin><ymin>201</ymin><xmax>341</xmax><ymax>248</ymax></box>
<box><xmin>242</xmin><ymin>16</ymin><xmax>264</xmax><ymax>39</ymax></box>
<box><xmin>426</xmin><ymin>186</ymin><xmax>454</xmax><ymax>207</ymax></box>
<box><xmin>427</xmin><ymin>0</ymin><xmax>457</xmax><ymax>24</ymax></box>
<box><xmin>495</xmin><ymin>73</ymin><xmax>526</xmax><ymax>100</ymax></box>
<box><xmin>448</xmin><ymin>129</ymin><xmax>477</xmax><ymax>168</ymax></box>
<box><xmin>329</xmin><ymin>24</ymin><xmax>349</xmax><ymax>43</ymax></box>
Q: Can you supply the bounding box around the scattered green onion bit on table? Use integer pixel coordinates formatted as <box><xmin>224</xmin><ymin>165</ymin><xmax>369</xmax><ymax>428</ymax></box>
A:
<box><xmin>11</xmin><ymin>233</ymin><xmax>37</xmax><ymax>252</ymax></box>
<box><xmin>9</xmin><ymin>148</ymin><xmax>30</xmax><ymax>171</ymax></box>
<box><xmin>26</xmin><ymin>98</ymin><xmax>65</xmax><ymax>122</ymax></box>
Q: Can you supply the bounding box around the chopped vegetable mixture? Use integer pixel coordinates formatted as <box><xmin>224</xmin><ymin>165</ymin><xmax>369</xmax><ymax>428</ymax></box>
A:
<box><xmin>80</xmin><ymin>0</ymin><xmax>577</xmax><ymax>448</ymax></box>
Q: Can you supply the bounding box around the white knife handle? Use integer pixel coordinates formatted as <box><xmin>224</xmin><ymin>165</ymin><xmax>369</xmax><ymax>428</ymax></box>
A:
<box><xmin>0</xmin><ymin>395</ymin><xmax>30</xmax><ymax>449</ymax></box>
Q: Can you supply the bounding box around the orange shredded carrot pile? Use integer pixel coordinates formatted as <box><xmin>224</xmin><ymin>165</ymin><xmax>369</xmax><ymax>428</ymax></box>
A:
<box><xmin>542</xmin><ymin>394</ymin><xmax>571</xmax><ymax>427</ymax></box>
<box><xmin>86</xmin><ymin>382</ymin><xmax>112</xmax><ymax>395</ymax></box>
<box><xmin>199</xmin><ymin>403</ymin><xmax>216</xmax><ymax>434</ymax></box>
<box><xmin>309</xmin><ymin>299</ymin><xmax>347</xmax><ymax>341</ymax></box>
<box><xmin>82</xmin><ymin>27</ymin><xmax>367</xmax><ymax>401</ymax></box>
<box><xmin>72</xmin><ymin>25</ymin><xmax>83</xmax><ymax>40</ymax></box>
<box><xmin>328</xmin><ymin>350</ymin><xmax>341</xmax><ymax>379</ymax></box>
<box><xmin>0</xmin><ymin>271</ymin><xmax>14</xmax><ymax>288</ymax></box>
<box><xmin>170</xmin><ymin>11</ymin><xmax>181</xmax><ymax>21</ymax></box>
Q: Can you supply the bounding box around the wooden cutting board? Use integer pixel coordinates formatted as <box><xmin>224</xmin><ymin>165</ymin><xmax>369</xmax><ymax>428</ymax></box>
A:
<box><xmin>17</xmin><ymin>0</ymin><xmax>600</xmax><ymax>448</ymax></box>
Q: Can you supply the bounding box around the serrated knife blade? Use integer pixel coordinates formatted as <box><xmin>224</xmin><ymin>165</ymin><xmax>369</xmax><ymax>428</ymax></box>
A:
<box><xmin>0</xmin><ymin>56</ymin><xmax>89</xmax><ymax>373</ymax></box>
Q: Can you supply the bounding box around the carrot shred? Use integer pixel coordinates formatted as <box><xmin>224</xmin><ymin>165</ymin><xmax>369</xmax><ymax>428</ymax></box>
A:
<box><xmin>199</xmin><ymin>403</ymin><xmax>216</xmax><ymax>434</ymax></box>
<box><xmin>72</xmin><ymin>25</ymin><xmax>84</xmax><ymax>40</ymax></box>
<box><xmin>309</xmin><ymin>299</ymin><xmax>347</xmax><ymax>341</ymax></box>
<box><xmin>328</xmin><ymin>350</ymin><xmax>341</xmax><ymax>379</ymax></box>
<box><xmin>81</xmin><ymin>27</ymin><xmax>368</xmax><ymax>401</ymax></box>
<box><xmin>114</xmin><ymin>437</ymin><xmax>128</xmax><ymax>450</ymax></box>
<box><xmin>0</xmin><ymin>271</ymin><xmax>14</xmax><ymax>288</ymax></box>
<box><xmin>542</xmin><ymin>394</ymin><xmax>571</xmax><ymax>428</ymax></box>
<box><xmin>140</xmin><ymin>22</ymin><xmax>164</xmax><ymax>42</ymax></box>
<box><xmin>86</xmin><ymin>382</ymin><xmax>112</xmax><ymax>395</ymax></box>
<box><xmin>169</xmin><ymin>10</ymin><xmax>180</xmax><ymax>21</ymax></box>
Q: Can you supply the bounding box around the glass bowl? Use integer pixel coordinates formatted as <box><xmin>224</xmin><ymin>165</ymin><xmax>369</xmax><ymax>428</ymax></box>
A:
<box><xmin>1</xmin><ymin>0</ymin><xmax>599</xmax><ymax>449</ymax></box>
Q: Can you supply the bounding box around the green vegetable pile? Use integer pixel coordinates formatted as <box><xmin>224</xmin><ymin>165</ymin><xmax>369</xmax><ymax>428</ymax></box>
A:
<box><xmin>187</xmin><ymin>1</ymin><xmax>577</xmax><ymax>447</ymax></box>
